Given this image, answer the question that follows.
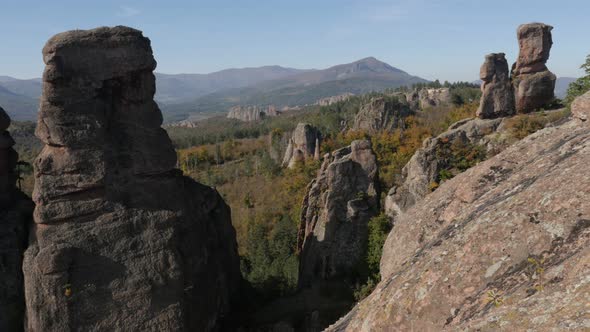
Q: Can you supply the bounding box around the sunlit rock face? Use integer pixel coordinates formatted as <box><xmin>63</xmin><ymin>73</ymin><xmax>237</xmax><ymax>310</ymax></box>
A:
<box><xmin>512</xmin><ymin>23</ymin><xmax>556</xmax><ymax>113</ymax></box>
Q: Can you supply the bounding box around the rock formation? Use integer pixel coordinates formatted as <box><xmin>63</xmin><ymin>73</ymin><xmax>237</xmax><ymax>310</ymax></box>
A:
<box><xmin>316</xmin><ymin>93</ymin><xmax>354</xmax><ymax>106</ymax></box>
<box><xmin>512</xmin><ymin>23</ymin><xmax>556</xmax><ymax>112</ymax></box>
<box><xmin>327</xmin><ymin>92</ymin><xmax>590</xmax><ymax>331</ymax></box>
<box><xmin>477</xmin><ymin>53</ymin><xmax>515</xmax><ymax>118</ymax></box>
<box><xmin>24</xmin><ymin>26</ymin><xmax>240</xmax><ymax>331</ymax></box>
<box><xmin>282</xmin><ymin>123</ymin><xmax>321</xmax><ymax>168</ymax></box>
<box><xmin>404</xmin><ymin>88</ymin><xmax>451</xmax><ymax>110</ymax></box>
<box><xmin>227</xmin><ymin>105</ymin><xmax>279</xmax><ymax>122</ymax></box>
<box><xmin>297</xmin><ymin>140</ymin><xmax>379</xmax><ymax>288</ymax></box>
<box><xmin>352</xmin><ymin>96</ymin><xmax>412</xmax><ymax>133</ymax></box>
<box><xmin>0</xmin><ymin>106</ymin><xmax>31</xmax><ymax>331</ymax></box>
<box><xmin>384</xmin><ymin>116</ymin><xmax>519</xmax><ymax>218</ymax></box>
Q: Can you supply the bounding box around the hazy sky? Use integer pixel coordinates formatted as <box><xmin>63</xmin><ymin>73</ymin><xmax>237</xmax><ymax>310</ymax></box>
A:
<box><xmin>1</xmin><ymin>0</ymin><xmax>588</xmax><ymax>81</ymax></box>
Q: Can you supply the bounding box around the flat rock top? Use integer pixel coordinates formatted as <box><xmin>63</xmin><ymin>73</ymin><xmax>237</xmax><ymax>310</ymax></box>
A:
<box><xmin>43</xmin><ymin>26</ymin><xmax>147</xmax><ymax>53</ymax></box>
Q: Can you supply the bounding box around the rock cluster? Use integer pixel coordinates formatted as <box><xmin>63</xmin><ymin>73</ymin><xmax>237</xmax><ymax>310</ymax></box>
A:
<box><xmin>328</xmin><ymin>91</ymin><xmax>590</xmax><ymax>332</ymax></box>
<box><xmin>316</xmin><ymin>93</ymin><xmax>354</xmax><ymax>106</ymax></box>
<box><xmin>352</xmin><ymin>96</ymin><xmax>412</xmax><ymax>133</ymax></box>
<box><xmin>297</xmin><ymin>140</ymin><xmax>379</xmax><ymax>288</ymax></box>
<box><xmin>227</xmin><ymin>105</ymin><xmax>279</xmax><ymax>121</ymax></box>
<box><xmin>0</xmin><ymin>107</ymin><xmax>31</xmax><ymax>331</ymax></box>
<box><xmin>476</xmin><ymin>23</ymin><xmax>556</xmax><ymax>119</ymax></box>
<box><xmin>512</xmin><ymin>23</ymin><xmax>556</xmax><ymax>113</ymax></box>
<box><xmin>477</xmin><ymin>53</ymin><xmax>515</xmax><ymax>118</ymax></box>
<box><xmin>282</xmin><ymin>123</ymin><xmax>321</xmax><ymax>168</ymax></box>
<box><xmin>24</xmin><ymin>27</ymin><xmax>240</xmax><ymax>331</ymax></box>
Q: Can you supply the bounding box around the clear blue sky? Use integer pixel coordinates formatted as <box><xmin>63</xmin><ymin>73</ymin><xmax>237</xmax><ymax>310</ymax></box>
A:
<box><xmin>1</xmin><ymin>0</ymin><xmax>588</xmax><ymax>81</ymax></box>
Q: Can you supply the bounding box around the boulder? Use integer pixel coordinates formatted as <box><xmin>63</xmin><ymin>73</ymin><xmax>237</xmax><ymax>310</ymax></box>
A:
<box><xmin>297</xmin><ymin>140</ymin><xmax>379</xmax><ymax>288</ymax></box>
<box><xmin>282</xmin><ymin>123</ymin><xmax>320</xmax><ymax>168</ymax></box>
<box><xmin>352</xmin><ymin>96</ymin><xmax>412</xmax><ymax>133</ymax></box>
<box><xmin>24</xmin><ymin>26</ymin><xmax>240</xmax><ymax>331</ymax></box>
<box><xmin>327</xmin><ymin>90</ymin><xmax>590</xmax><ymax>332</ymax></box>
<box><xmin>477</xmin><ymin>53</ymin><xmax>515</xmax><ymax>118</ymax></box>
<box><xmin>512</xmin><ymin>23</ymin><xmax>556</xmax><ymax>112</ymax></box>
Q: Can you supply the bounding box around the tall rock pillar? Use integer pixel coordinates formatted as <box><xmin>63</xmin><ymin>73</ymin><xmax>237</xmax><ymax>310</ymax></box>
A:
<box><xmin>24</xmin><ymin>26</ymin><xmax>240</xmax><ymax>331</ymax></box>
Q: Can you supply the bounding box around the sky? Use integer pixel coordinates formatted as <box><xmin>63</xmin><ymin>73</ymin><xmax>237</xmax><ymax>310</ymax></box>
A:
<box><xmin>0</xmin><ymin>0</ymin><xmax>588</xmax><ymax>81</ymax></box>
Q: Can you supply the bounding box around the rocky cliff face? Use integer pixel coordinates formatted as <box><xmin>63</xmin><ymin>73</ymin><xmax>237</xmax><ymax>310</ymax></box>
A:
<box><xmin>282</xmin><ymin>123</ymin><xmax>321</xmax><ymax>168</ymax></box>
<box><xmin>352</xmin><ymin>97</ymin><xmax>412</xmax><ymax>134</ymax></box>
<box><xmin>477</xmin><ymin>53</ymin><xmax>515</xmax><ymax>119</ymax></box>
<box><xmin>512</xmin><ymin>23</ymin><xmax>556</xmax><ymax>113</ymax></box>
<box><xmin>0</xmin><ymin>107</ymin><xmax>32</xmax><ymax>331</ymax></box>
<box><xmin>297</xmin><ymin>140</ymin><xmax>379</xmax><ymax>288</ymax></box>
<box><xmin>227</xmin><ymin>105</ymin><xmax>279</xmax><ymax>122</ymax></box>
<box><xmin>23</xmin><ymin>26</ymin><xmax>240</xmax><ymax>331</ymax></box>
<box><xmin>327</xmin><ymin>91</ymin><xmax>590</xmax><ymax>331</ymax></box>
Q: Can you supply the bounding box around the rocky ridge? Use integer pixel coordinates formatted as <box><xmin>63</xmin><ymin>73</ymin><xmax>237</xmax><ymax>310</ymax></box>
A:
<box><xmin>227</xmin><ymin>105</ymin><xmax>279</xmax><ymax>122</ymax></box>
<box><xmin>327</xmin><ymin>92</ymin><xmax>590</xmax><ymax>332</ymax></box>
<box><xmin>23</xmin><ymin>26</ymin><xmax>241</xmax><ymax>331</ymax></box>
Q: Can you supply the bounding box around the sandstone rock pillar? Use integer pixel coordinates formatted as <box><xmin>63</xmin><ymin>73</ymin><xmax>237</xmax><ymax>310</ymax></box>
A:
<box><xmin>477</xmin><ymin>53</ymin><xmax>515</xmax><ymax>118</ymax></box>
<box><xmin>24</xmin><ymin>26</ymin><xmax>240</xmax><ymax>331</ymax></box>
<box><xmin>511</xmin><ymin>23</ymin><xmax>556</xmax><ymax>112</ymax></box>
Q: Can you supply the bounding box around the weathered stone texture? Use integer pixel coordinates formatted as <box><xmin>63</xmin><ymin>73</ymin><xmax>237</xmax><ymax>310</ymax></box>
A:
<box><xmin>477</xmin><ymin>53</ymin><xmax>515</xmax><ymax>118</ymax></box>
<box><xmin>297</xmin><ymin>140</ymin><xmax>379</xmax><ymax>288</ymax></box>
<box><xmin>24</xmin><ymin>26</ymin><xmax>240</xmax><ymax>332</ymax></box>
<box><xmin>327</xmin><ymin>92</ymin><xmax>590</xmax><ymax>331</ymax></box>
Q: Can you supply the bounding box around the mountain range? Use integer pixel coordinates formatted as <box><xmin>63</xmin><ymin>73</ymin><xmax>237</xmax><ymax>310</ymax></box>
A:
<box><xmin>0</xmin><ymin>59</ymin><xmax>578</xmax><ymax>122</ymax></box>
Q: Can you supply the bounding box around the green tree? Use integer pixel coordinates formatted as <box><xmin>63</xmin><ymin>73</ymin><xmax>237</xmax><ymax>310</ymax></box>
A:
<box><xmin>565</xmin><ymin>54</ymin><xmax>590</xmax><ymax>106</ymax></box>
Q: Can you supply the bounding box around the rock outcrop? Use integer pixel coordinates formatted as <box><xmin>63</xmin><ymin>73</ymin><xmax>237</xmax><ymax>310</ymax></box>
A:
<box><xmin>0</xmin><ymin>107</ymin><xmax>31</xmax><ymax>331</ymax></box>
<box><xmin>477</xmin><ymin>53</ymin><xmax>515</xmax><ymax>118</ymax></box>
<box><xmin>404</xmin><ymin>88</ymin><xmax>452</xmax><ymax>110</ymax></box>
<box><xmin>352</xmin><ymin>96</ymin><xmax>412</xmax><ymax>133</ymax></box>
<box><xmin>512</xmin><ymin>23</ymin><xmax>556</xmax><ymax>113</ymax></box>
<box><xmin>297</xmin><ymin>140</ymin><xmax>379</xmax><ymax>288</ymax></box>
<box><xmin>227</xmin><ymin>105</ymin><xmax>279</xmax><ymax>122</ymax></box>
<box><xmin>24</xmin><ymin>27</ymin><xmax>240</xmax><ymax>331</ymax></box>
<box><xmin>282</xmin><ymin>123</ymin><xmax>321</xmax><ymax>168</ymax></box>
<box><xmin>316</xmin><ymin>93</ymin><xmax>354</xmax><ymax>106</ymax></box>
<box><xmin>385</xmin><ymin>117</ymin><xmax>509</xmax><ymax>218</ymax></box>
<box><xmin>328</xmin><ymin>92</ymin><xmax>590</xmax><ymax>331</ymax></box>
